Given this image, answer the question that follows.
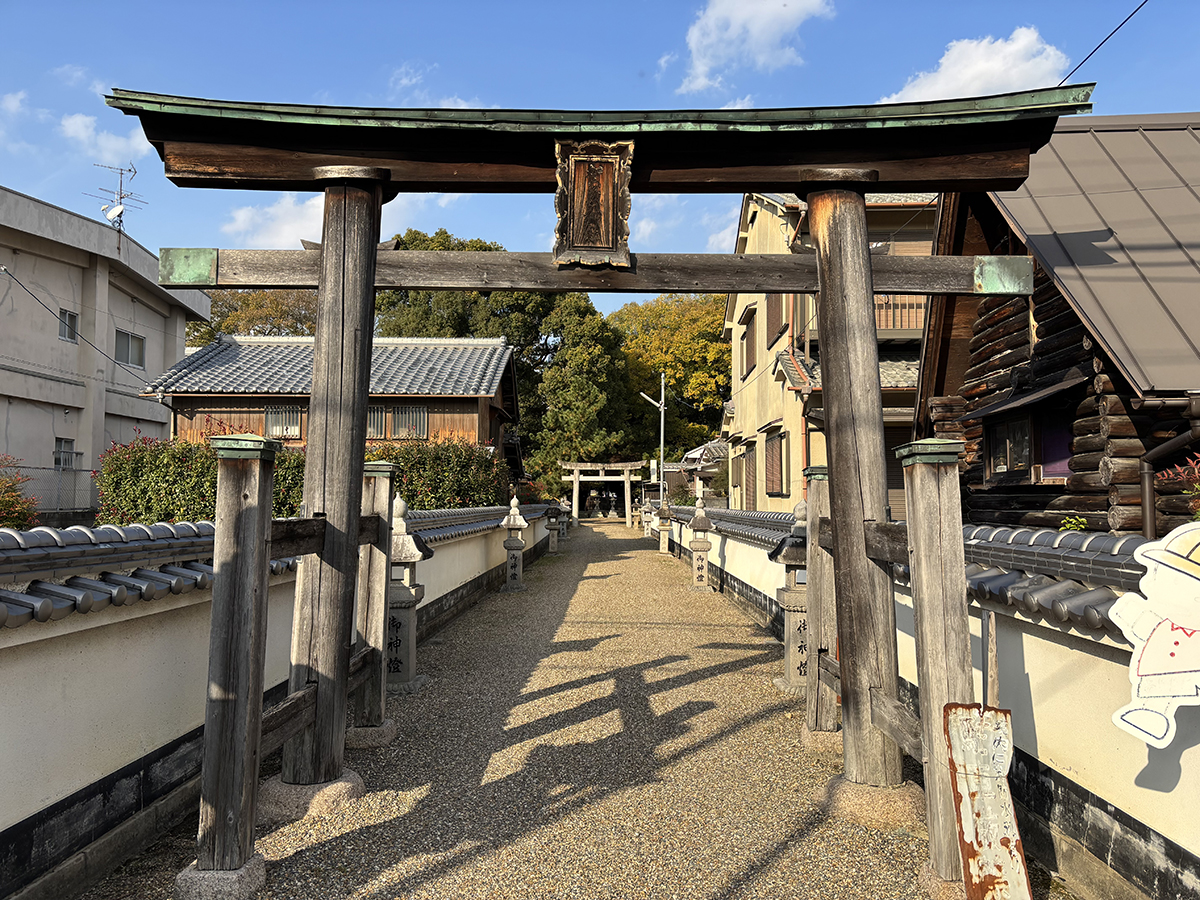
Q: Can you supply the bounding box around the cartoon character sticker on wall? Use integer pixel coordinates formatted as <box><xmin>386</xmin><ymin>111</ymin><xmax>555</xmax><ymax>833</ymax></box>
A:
<box><xmin>1109</xmin><ymin>522</ymin><xmax>1200</xmax><ymax>748</ymax></box>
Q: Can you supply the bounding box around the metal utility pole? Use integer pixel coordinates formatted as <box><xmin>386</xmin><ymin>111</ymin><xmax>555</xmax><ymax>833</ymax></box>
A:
<box><xmin>639</xmin><ymin>372</ymin><xmax>666</xmax><ymax>503</ymax></box>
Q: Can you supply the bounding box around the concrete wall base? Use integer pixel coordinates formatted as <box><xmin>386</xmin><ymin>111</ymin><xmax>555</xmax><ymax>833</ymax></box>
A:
<box><xmin>345</xmin><ymin>719</ymin><xmax>397</xmax><ymax>749</ymax></box>
<box><xmin>256</xmin><ymin>770</ymin><xmax>365</xmax><ymax>826</ymax></box>
<box><xmin>174</xmin><ymin>853</ymin><xmax>265</xmax><ymax>900</ymax></box>
<box><xmin>1015</xmin><ymin>804</ymin><xmax>1153</xmax><ymax>900</ymax></box>
<box><xmin>815</xmin><ymin>775</ymin><xmax>927</xmax><ymax>837</ymax></box>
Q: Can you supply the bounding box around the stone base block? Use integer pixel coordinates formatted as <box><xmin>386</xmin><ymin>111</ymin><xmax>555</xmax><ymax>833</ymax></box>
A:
<box><xmin>345</xmin><ymin>718</ymin><xmax>397</xmax><ymax>748</ymax></box>
<box><xmin>503</xmin><ymin>584</ymin><xmax>527</xmax><ymax>592</ymax></box>
<box><xmin>772</xmin><ymin>675</ymin><xmax>805</xmax><ymax>697</ymax></box>
<box><xmin>387</xmin><ymin>673</ymin><xmax>430</xmax><ymax>695</ymax></box>
<box><xmin>175</xmin><ymin>853</ymin><xmax>266</xmax><ymax>900</ymax></box>
<box><xmin>257</xmin><ymin>770</ymin><xmax>365</xmax><ymax>826</ymax></box>
<box><xmin>799</xmin><ymin>723</ymin><xmax>844</xmax><ymax>756</ymax></box>
<box><xmin>917</xmin><ymin>862</ymin><xmax>967</xmax><ymax>900</ymax></box>
<box><xmin>816</xmin><ymin>775</ymin><xmax>927</xmax><ymax>836</ymax></box>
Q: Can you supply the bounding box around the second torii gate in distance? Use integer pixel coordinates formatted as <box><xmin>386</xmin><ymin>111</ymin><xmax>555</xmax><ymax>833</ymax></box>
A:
<box><xmin>109</xmin><ymin>83</ymin><xmax>1091</xmax><ymax>889</ymax></box>
<box><xmin>560</xmin><ymin>461</ymin><xmax>645</xmax><ymax>528</ymax></box>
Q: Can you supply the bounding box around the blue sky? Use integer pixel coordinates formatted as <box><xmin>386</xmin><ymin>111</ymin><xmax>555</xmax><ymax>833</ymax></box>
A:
<box><xmin>2</xmin><ymin>0</ymin><xmax>1194</xmax><ymax>314</ymax></box>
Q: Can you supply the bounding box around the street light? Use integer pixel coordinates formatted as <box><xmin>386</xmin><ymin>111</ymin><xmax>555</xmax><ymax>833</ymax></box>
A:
<box><xmin>639</xmin><ymin>372</ymin><xmax>666</xmax><ymax>505</ymax></box>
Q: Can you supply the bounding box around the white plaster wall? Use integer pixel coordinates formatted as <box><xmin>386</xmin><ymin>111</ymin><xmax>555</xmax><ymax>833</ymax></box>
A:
<box><xmin>892</xmin><ymin>583</ymin><xmax>1200</xmax><ymax>858</ymax></box>
<box><xmin>414</xmin><ymin>519</ymin><xmax>548</xmax><ymax>610</ymax></box>
<box><xmin>0</xmin><ymin>576</ymin><xmax>295</xmax><ymax>831</ymax></box>
<box><xmin>676</xmin><ymin>520</ymin><xmax>788</xmax><ymax>601</ymax></box>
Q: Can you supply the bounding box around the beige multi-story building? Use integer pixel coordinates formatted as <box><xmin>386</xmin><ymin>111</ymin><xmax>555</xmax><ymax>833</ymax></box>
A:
<box><xmin>721</xmin><ymin>192</ymin><xmax>934</xmax><ymax>517</ymax></box>
<box><xmin>0</xmin><ymin>186</ymin><xmax>208</xmax><ymax>516</ymax></box>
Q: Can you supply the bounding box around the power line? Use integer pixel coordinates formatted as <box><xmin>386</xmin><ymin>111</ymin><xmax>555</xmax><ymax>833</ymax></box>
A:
<box><xmin>1059</xmin><ymin>0</ymin><xmax>1151</xmax><ymax>85</ymax></box>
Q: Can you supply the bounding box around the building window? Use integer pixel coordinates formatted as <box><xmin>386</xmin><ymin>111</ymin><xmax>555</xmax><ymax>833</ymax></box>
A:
<box><xmin>765</xmin><ymin>293</ymin><xmax>788</xmax><ymax>347</ymax></box>
<box><xmin>115</xmin><ymin>329</ymin><xmax>145</xmax><ymax>368</ymax></box>
<box><xmin>265</xmin><ymin>406</ymin><xmax>301</xmax><ymax>439</ymax></box>
<box><xmin>366</xmin><ymin>405</ymin><xmax>387</xmax><ymax>440</ymax></box>
<box><xmin>743</xmin><ymin>443</ymin><xmax>757</xmax><ymax>511</ymax></box>
<box><xmin>59</xmin><ymin>309</ymin><xmax>78</xmax><ymax>342</ymax></box>
<box><xmin>392</xmin><ymin>406</ymin><xmax>428</xmax><ymax>440</ymax></box>
<box><xmin>741</xmin><ymin>310</ymin><xmax>757</xmax><ymax>378</ymax></box>
<box><xmin>987</xmin><ymin>416</ymin><xmax>1031</xmax><ymax>479</ymax></box>
<box><xmin>54</xmin><ymin>437</ymin><xmax>76</xmax><ymax>469</ymax></box>
<box><xmin>765</xmin><ymin>432</ymin><xmax>786</xmax><ymax>496</ymax></box>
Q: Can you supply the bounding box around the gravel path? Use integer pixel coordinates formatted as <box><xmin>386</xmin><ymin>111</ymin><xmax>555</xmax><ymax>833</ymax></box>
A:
<box><xmin>81</xmin><ymin>521</ymin><xmax>1071</xmax><ymax>900</ymax></box>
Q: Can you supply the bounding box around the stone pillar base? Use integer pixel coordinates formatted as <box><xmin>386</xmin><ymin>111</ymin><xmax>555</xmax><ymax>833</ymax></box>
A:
<box><xmin>387</xmin><ymin>673</ymin><xmax>430</xmax><ymax>695</ymax></box>
<box><xmin>175</xmin><ymin>853</ymin><xmax>266</xmax><ymax>900</ymax></box>
<box><xmin>345</xmin><ymin>718</ymin><xmax>397</xmax><ymax>748</ymax></box>
<box><xmin>257</xmin><ymin>769</ymin><xmax>365</xmax><ymax>826</ymax></box>
<box><xmin>815</xmin><ymin>775</ymin><xmax>927</xmax><ymax>836</ymax></box>
<box><xmin>918</xmin><ymin>863</ymin><xmax>968</xmax><ymax>900</ymax></box>
<box><xmin>772</xmin><ymin>675</ymin><xmax>805</xmax><ymax>696</ymax></box>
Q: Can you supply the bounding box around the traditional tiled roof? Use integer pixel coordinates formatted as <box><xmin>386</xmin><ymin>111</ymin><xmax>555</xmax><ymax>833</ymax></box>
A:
<box><xmin>146</xmin><ymin>336</ymin><xmax>512</xmax><ymax>397</ymax></box>
<box><xmin>774</xmin><ymin>346</ymin><xmax>920</xmax><ymax>390</ymax></box>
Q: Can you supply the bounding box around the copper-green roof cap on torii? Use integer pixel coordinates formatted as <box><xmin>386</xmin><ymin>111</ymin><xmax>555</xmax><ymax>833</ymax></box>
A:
<box><xmin>104</xmin><ymin>85</ymin><xmax>1094</xmax><ymax>195</ymax></box>
<box><xmin>106</xmin><ymin>85</ymin><xmax>1093</xmax><ymax>133</ymax></box>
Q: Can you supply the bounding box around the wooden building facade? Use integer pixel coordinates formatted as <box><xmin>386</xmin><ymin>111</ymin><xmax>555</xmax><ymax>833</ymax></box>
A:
<box><xmin>916</xmin><ymin>113</ymin><xmax>1200</xmax><ymax>534</ymax></box>
<box><xmin>145</xmin><ymin>335</ymin><xmax>522</xmax><ymax>471</ymax></box>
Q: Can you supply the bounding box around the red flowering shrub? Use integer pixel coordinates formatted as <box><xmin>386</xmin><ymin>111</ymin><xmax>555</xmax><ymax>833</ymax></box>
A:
<box><xmin>0</xmin><ymin>455</ymin><xmax>39</xmax><ymax>530</ymax></box>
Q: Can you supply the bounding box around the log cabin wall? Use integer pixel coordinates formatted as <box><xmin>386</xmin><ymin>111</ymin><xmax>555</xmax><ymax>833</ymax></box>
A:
<box><xmin>930</xmin><ymin>198</ymin><xmax>1195</xmax><ymax>534</ymax></box>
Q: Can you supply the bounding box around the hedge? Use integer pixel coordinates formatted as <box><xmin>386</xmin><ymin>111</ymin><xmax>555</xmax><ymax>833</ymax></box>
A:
<box><xmin>95</xmin><ymin>435</ymin><xmax>509</xmax><ymax>525</ymax></box>
<box><xmin>0</xmin><ymin>455</ymin><xmax>39</xmax><ymax>530</ymax></box>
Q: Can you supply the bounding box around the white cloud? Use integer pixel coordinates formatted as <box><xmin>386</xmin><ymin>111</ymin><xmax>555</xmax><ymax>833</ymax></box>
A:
<box><xmin>222</xmin><ymin>194</ymin><xmax>326</xmax><ymax>249</ymax></box>
<box><xmin>58</xmin><ymin>113</ymin><xmax>150</xmax><ymax>165</ymax></box>
<box><xmin>633</xmin><ymin>216</ymin><xmax>659</xmax><ymax>243</ymax></box>
<box><xmin>52</xmin><ymin>64</ymin><xmax>86</xmax><ymax>86</ymax></box>
<box><xmin>2</xmin><ymin>92</ymin><xmax>27</xmax><ymax>115</ymax></box>
<box><xmin>678</xmin><ymin>0</ymin><xmax>833</xmax><ymax>94</ymax></box>
<box><xmin>881</xmin><ymin>26</ymin><xmax>1069</xmax><ymax>103</ymax></box>
<box><xmin>722</xmin><ymin>95</ymin><xmax>754</xmax><ymax>109</ymax></box>
<box><xmin>222</xmin><ymin>192</ymin><xmax>431</xmax><ymax>249</ymax></box>
<box><xmin>657</xmin><ymin>52</ymin><xmax>678</xmax><ymax>80</ymax></box>
<box><xmin>706</xmin><ymin>218</ymin><xmax>739</xmax><ymax>252</ymax></box>
<box><xmin>389</xmin><ymin>62</ymin><xmax>427</xmax><ymax>95</ymax></box>
<box><xmin>439</xmin><ymin>96</ymin><xmax>478</xmax><ymax>109</ymax></box>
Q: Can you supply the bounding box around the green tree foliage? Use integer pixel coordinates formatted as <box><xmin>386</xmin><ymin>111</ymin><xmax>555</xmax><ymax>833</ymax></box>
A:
<box><xmin>94</xmin><ymin>434</ymin><xmax>507</xmax><ymax>525</ymax></box>
<box><xmin>366</xmin><ymin>437</ymin><xmax>510</xmax><ymax>509</ymax></box>
<box><xmin>187</xmin><ymin>289</ymin><xmax>318</xmax><ymax>346</ymax></box>
<box><xmin>527</xmin><ymin>294</ymin><xmax>632</xmax><ymax>483</ymax></box>
<box><xmin>609</xmin><ymin>293</ymin><xmax>731</xmax><ymax>457</ymax></box>
<box><xmin>0</xmin><ymin>455</ymin><xmax>39</xmax><ymax>530</ymax></box>
<box><xmin>376</xmin><ymin>228</ymin><xmax>638</xmax><ymax>482</ymax></box>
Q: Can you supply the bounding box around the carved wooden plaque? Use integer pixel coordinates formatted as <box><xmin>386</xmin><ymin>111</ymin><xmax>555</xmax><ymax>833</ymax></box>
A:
<box><xmin>554</xmin><ymin>140</ymin><xmax>632</xmax><ymax>267</ymax></box>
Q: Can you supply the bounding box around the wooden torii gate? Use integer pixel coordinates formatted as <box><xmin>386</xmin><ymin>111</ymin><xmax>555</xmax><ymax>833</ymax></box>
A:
<box><xmin>560</xmin><ymin>460</ymin><xmax>644</xmax><ymax>528</ymax></box>
<box><xmin>108</xmin><ymin>84</ymin><xmax>1092</xmax><ymax>889</ymax></box>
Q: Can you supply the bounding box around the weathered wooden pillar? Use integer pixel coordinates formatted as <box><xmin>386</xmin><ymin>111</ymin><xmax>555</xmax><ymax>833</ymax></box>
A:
<box><xmin>808</xmin><ymin>183</ymin><xmax>902</xmax><ymax>787</ymax></box>
<box><xmin>387</xmin><ymin>498</ymin><xmax>431</xmax><ymax>694</ymax></box>
<box><xmin>350</xmin><ymin>461</ymin><xmax>394</xmax><ymax>732</ymax></box>
<box><xmin>688</xmin><ymin>497</ymin><xmax>713</xmax><ymax>591</ymax></box>
<box><xmin>283</xmin><ymin>170</ymin><xmax>385</xmax><ymax>786</ymax></box>
<box><xmin>502</xmin><ymin>496</ymin><xmax>528</xmax><ymax>591</ymax></box>
<box><xmin>804</xmin><ymin>468</ymin><xmax>839</xmax><ymax>732</ymax></box>
<box><xmin>898</xmin><ymin>438</ymin><xmax>974</xmax><ymax>880</ymax></box>
<box><xmin>187</xmin><ymin>435</ymin><xmax>279</xmax><ymax>890</ymax></box>
<box><xmin>770</xmin><ymin>501</ymin><xmax>808</xmax><ymax>695</ymax></box>
<box><xmin>624</xmin><ymin>470</ymin><xmax>633</xmax><ymax>528</ymax></box>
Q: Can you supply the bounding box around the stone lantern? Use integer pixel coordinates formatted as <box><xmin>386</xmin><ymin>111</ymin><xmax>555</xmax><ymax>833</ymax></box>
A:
<box><xmin>657</xmin><ymin>500</ymin><xmax>673</xmax><ymax>554</ymax></box>
<box><xmin>688</xmin><ymin>496</ymin><xmax>714</xmax><ymax>592</ymax></box>
<box><xmin>501</xmin><ymin>496</ymin><xmax>529</xmax><ymax>591</ymax></box>
<box><xmin>767</xmin><ymin>500</ymin><xmax>809</xmax><ymax>695</ymax></box>
<box><xmin>546</xmin><ymin>504</ymin><xmax>561</xmax><ymax>553</ymax></box>
<box><xmin>388</xmin><ymin>497</ymin><xmax>434</xmax><ymax>694</ymax></box>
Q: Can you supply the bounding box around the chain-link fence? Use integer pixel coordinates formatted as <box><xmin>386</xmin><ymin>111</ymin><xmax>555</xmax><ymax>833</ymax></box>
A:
<box><xmin>15</xmin><ymin>466</ymin><xmax>98</xmax><ymax>511</ymax></box>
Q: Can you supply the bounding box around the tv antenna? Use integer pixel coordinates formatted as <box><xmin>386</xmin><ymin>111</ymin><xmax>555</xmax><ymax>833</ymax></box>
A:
<box><xmin>84</xmin><ymin>163</ymin><xmax>147</xmax><ymax>246</ymax></box>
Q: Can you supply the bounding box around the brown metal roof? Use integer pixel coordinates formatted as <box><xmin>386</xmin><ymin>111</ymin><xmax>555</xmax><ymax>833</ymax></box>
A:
<box><xmin>989</xmin><ymin>113</ymin><xmax>1200</xmax><ymax>394</ymax></box>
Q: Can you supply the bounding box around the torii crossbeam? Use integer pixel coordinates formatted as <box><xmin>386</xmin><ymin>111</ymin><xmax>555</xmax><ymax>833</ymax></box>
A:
<box><xmin>109</xmin><ymin>84</ymin><xmax>1092</xmax><ymax>886</ymax></box>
